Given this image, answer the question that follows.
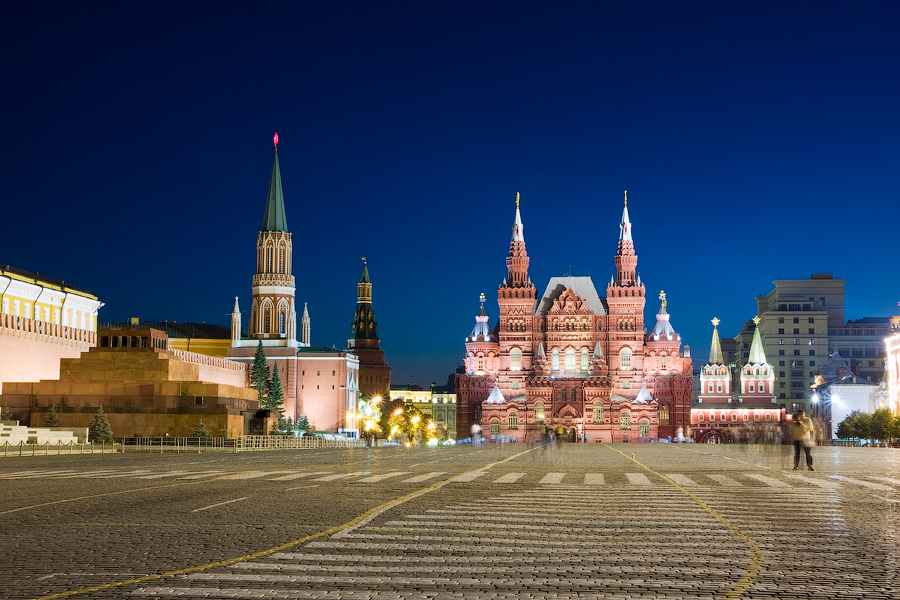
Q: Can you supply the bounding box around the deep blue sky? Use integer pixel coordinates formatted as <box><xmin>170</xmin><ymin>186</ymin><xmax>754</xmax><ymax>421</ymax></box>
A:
<box><xmin>2</xmin><ymin>1</ymin><xmax>899</xmax><ymax>387</ymax></box>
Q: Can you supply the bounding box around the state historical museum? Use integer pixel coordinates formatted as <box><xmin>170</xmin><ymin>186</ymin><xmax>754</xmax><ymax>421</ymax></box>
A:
<box><xmin>456</xmin><ymin>193</ymin><xmax>692</xmax><ymax>442</ymax></box>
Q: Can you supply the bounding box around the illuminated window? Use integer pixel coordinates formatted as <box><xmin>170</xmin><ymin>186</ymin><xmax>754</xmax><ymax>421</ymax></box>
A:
<box><xmin>749</xmin><ymin>382</ymin><xmax>755</xmax><ymax>393</ymax></box>
<box><xmin>490</xmin><ymin>419</ymin><xmax>500</xmax><ymax>436</ymax></box>
<box><xmin>621</xmin><ymin>348</ymin><xmax>632</xmax><ymax>370</ymax></box>
<box><xmin>279</xmin><ymin>247</ymin><xmax>286</xmax><ymax>273</ymax></box>
<box><xmin>659</xmin><ymin>404</ymin><xmax>669</xmax><ymax>425</ymax></box>
<box><xmin>478</xmin><ymin>357</ymin><xmax>484</xmax><ymax>370</ymax></box>
<box><xmin>743</xmin><ymin>413</ymin><xmax>749</xmax><ymax>422</ymax></box>
<box><xmin>754</xmin><ymin>413</ymin><xmax>760</xmax><ymax>422</ymax></box>
<box><xmin>534</xmin><ymin>401</ymin><xmax>545</xmax><ymax>420</ymax></box>
<box><xmin>593</xmin><ymin>402</ymin><xmax>603</xmax><ymax>424</ymax></box>
<box><xmin>510</xmin><ymin>348</ymin><xmax>521</xmax><ymax>371</ymax></box>
<box><xmin>508</xmin><ymin>412</ymin><xmax>518</xmax><ymax>429</ymax></box>
<box><xmin>565</xmin><ymin>349</ymin><xmax>575</xmax><ymax>371</ymax></box>
<box><xmin>266</xmin><ymin>246</ymin><xmax>273</xmax><ymax>272</ymax></box>
<box><xmin>620</xmin><ymin>412</ymin><xmax>631</xmax><ymax>430</ymax></box>
<box><xmin>731</xmin><ymin>413</ymin><xmax>738</xmax><ymax>422</ymax></box>
<box><xmin>661</xmin><ymin>355</ymin><xmax>667</xmax><ymax>370</ymax></box>
<box><xmin>697</xmin><ymin>412</ymin><xmax>705</xmax><ymax>422</ymax></box>
<box><xmin>639</xmin><ymin>419</ymin><xmax>650</xmax><ymax>437</ymax></box>
<box><xmin>716</xmin><ymin>382</ymin><xmax>723</xmax><ymax>393</ymax></box>
<box><xmin>708</xmin><ymin>382</ymin><xmax>714</xmax><ymax>393</ymax></box>
<box><xmin>581</xmin><ymin>348</ymin><xmax>589</xmax><ymax>371</ymax></box>
<box><xmin>264</xmin><ymin>312</ymin><xmax>271</xmax><ymax>333</ymax></box>
<box><xmin>279</xmin><ymin>312</ymin><xmax>285</xmax><ymax>334</ymax></box>
<box><xmin>765</xmin><ymin>413</ymin><xmax>772</xmax><ymax>422</ymax></box>
<box><xmin>552</xmin><ymin>349</ymin><xmax>560</xmax><ymax>371</ymax></box>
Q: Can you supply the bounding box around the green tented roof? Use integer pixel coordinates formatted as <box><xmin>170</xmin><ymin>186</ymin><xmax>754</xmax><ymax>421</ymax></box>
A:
<box><xmin>261</xmin><ymin>152</ymin><xmax>288</xmax><ymax>232</ymax></box>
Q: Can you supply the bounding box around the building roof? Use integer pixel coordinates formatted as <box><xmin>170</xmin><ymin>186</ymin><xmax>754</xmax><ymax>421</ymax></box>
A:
<box><xmin>101</xmin><ymin>321</ymin><xmax>230</xmax><ymax>339</ymax></box>
<box><xmin>485</xmin><ymin>385</ymin><xmax>505</xmax><ymax>404</ymax></box>
<box><xmin>1</xmin><ymin>264</ymin><xmax>96</xmax><ymax>298</ymax></box>
<box><xmin>708</xmin><ymin>318</ymin><xmax>725</xmax><ymax>365</ymax></box>
<box><xmin>261</xmin><ymin>146</ymin><xmax>288</xmax><ymax>232</ymax></box>
<box><xmin>535</xmin><ymin>276</ymin><xmax>607</xmax><ymax>316</ymax></box>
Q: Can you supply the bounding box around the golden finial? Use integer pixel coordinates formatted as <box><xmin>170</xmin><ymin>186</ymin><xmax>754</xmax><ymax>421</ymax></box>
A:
<box><xmin>479</xmin><ymin>292</ymin><xmax>485</xmax><ymax>306</ymax></box>
<box><xmin>712</xmin><ymin>317</ymin><xmax>720</xmax><ymax>328</ymax></box>
<box><xmin>624</xmin><ymin>190</ymin><xmax>628</xmax><ymax>207</ymax></box>
<box><xmin>516</xmin><ymin>191</ymin><xmax>520</xmax><ymax>210</ymax></box>
<box><xmin>753</xmin><ymin>315</ymin><xmax>761</xmax><ymax>326</ymax></box>
<box><xmin>659</xmin><ymin>290</ymin><xmax>666</xmax><ymax>309</ymax></box>
<box><xmin>362</xmin><ymin>256</ymin><xmax>366</xmax><ymax>264</ymax></box>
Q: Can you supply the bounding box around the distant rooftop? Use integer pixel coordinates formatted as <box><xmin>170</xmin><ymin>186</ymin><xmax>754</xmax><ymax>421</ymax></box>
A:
<box><xmin>1</xmin><ymin>264</ymin><xmax>95</xmax><ymax>297</ymax></box>
<box><xmin>100</xmin><ymin>321</ymin><xmax>230</xmax><ymax>339</ymax></box>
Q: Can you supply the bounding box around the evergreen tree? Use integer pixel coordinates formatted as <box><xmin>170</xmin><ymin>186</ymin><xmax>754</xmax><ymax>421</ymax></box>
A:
<box><xmin>89</xmin><ymin>405</ymin><xmax>114</xmax><ymax>444</ymax></box>
<box><xmin>0</xmin><ymin>406</ymin><xmax>11</xmax><ymax>421</ymax></box>
<box><xmin>42</xmin><ymin>404</ymin><xmax>61</xmax><ymax>427</ymax></box>
<box><xmin>219</xmin><ymin>426</ymin><xmax>230</xmax><ymax>439</ymax></box>
<box><xmin>263</xmin><ymin>365</ymin><xmax>285</xmax><ymax>416</ymax></box>
<box><xmin>193</xmin><ymin>418</ymin><xmax>210</xmax><ymax>438</ymax></box>
<box><xmin>297</xmin><ymin>414</ymin><xmax>312</xmax><ymax>434</ymax></box>
<box><xmin>250</xmin><ymin>341</ymin><xmax>270</xmax><ymax>402</ymax></box>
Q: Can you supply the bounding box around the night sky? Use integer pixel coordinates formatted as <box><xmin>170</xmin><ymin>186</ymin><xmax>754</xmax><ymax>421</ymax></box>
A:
<box><xmin>2</xmin><ymin>1</ymin><xmax>899</xmax><ymax>387</ymax></box>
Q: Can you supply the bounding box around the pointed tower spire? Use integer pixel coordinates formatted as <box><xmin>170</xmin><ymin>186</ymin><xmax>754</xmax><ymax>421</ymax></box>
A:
<box><xmin>231</xmin><ymin>296</ymin><xmax>241</xmax><ymax>342</ymax></box>
<box><xmin>349</xmin><ymin>258</ymin><xmax>377</xmax><ymax>340</ymax></box>
<box><xmin>261</xmin><ymin>132</ymin><xmax>288</xmax><ymax>232</ymax></box>
<box><xmin>300</xmin><ymin>301</ymin><xmax>310</xmax><ymax>346</ymax></box>
<box><xmin>748</xmin><ymin>316</ymin><xmax>767</xmax><ymax>364</ymax></box>
<box><xmin>613</xmin><ymin>190</ymin><xmax>639</xmax><ymax>286</ymax></box>
<box><xmin>505</xmin><ymin>192</ymin><xmax>531</xmax><ymax>287</ymax></box>
<box><xmin>512</xmin><ymin>192</ymin><xmax>524</xmax><ymax>242</ymax></box>
<box><xmin>708</xmin><ymin>317</ymin><xmax>725</xmax><ymax>365</ymax></box>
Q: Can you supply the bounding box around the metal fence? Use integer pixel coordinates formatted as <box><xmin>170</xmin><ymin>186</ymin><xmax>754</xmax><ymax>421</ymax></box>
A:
<box><xmin>1</xmin><ymin>441</ymin><xmax>120</xmax><ymax>456</ymax></box>
<box><xmin>0</xmin><ymin>435</ymin><xmax>370</xmax><ymax>457</ymax></box>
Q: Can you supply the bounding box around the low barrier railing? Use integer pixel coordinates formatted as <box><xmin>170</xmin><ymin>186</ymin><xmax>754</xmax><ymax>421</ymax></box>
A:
<box><xmin>0</xmin><ymin>440</ymin><xmax>119</xmax><ymax>456</ymax></box>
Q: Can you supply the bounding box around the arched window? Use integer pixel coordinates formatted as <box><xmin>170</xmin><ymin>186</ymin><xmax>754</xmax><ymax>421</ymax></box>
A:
<box><xmin>264</xmin><ymin>312</ymin><xmax>271</xmax><ymax>333</ymax></box>
<box><xmin>565</xmin><ymin>349</ymin><xmax>575</xmax><ymax>371</ymax></box>
<box><xmin>266</xmin><ymin>245</ymin><xmax>273</xmax><ymax>272</ymax></box>
<box><xmin>708</xmin><ymin>382</ymin><xmax>714</xmax><ymax>393</ymax></box>
<box><xmin>593</xmin><ymin>402</ymin><xmax>603</xmax><ymax>424</ymax></box>
<box><xmin>278</xmin><ymin>247</ymin><xmax>286</xmax><ymax>273</ymax></box>
<box><xmin>279</xmin><ymin>312</ymin><xmax>285</xmax><ymax>334</ymax></box>
<box><xmin>749</xmin><ymin>382</ymin><xmax>755</xmax><ymax>393</ymax></box>
<box><xmin>510</xmin><ymin>348</ymin><xmax>521</xmax><ymax>371</ymax></box>
<box><xmin>534</xmin><ymin>401</ymin><xmax>545</xmax><ymax>420</ymax></box>
<box><xmin>659</xmin><ymin>404</ymin><xmax>669</xmax><ymax>425</ymax></box>
<box><xmin>508</xmin><ymin>412</ymin><xmax>518</xmax><ymax>429</ymax></box>
<box><xmin>490</xmin><ymin>419</ymin><xmax>500</xmax><ymax>436</ymax></box>
<box><xmin>581</xmin><ymin>348</ymin><xmax>589</xmax><ymax>371</ymax></box>
<box><xmin>561</xmin><ymin>389</ymin><xmax>568</xmax><ymax>403</ymax></box>
<box><xmin>639</xmin><ymin>419</ymin><xmax>650</xmax><ymax>437</ymax></box>
<box><xmin>478</xmin><ymin>356</ymin><xmax>484</xmax><ymax>371</ymax></box>
<box><xmin>552</xmin><ymin>349</ymin><xmax>560</xmax><ymax>371</ymax></box>
<box><xmin>697</xmin><ymin>412</ymin><xmax>705</xmax><ymax>422</ymax></box>
<box><xmin>731</xmin><ymin>413</ymin><xmax>738</xmax><ymax>422</ymax></box>
<box><xmin>765</xmin><ymin>413</ymin><xmax>772</xmax><ymax>422</ymax></box>
<box><xmin>620</xmin><ymin>412</ymin><xmax>631</xmax><ymax>430</ymax></box>
<box><xmin>660</xmin><ymin>355</ymin><xmax>667</xmax><ymax>370</ymax></box>
<box><xmin>758</xmin><ymin>382</ymin><xmax>766</xmax><ymax>394</ymax></box>
<box><xmin>716</xmin><ymin>382</ymin><xmax>723</xmax><ymax>393</ymax></box>
<box><xmin>754</xmin><ymin>413</ymin><xmax>761</xmax><ymax>422</ymax></box>
<box><xmin>621</xmin><ymin>348</ymin><xmax>632</xmax><ymax>370</ymax></box>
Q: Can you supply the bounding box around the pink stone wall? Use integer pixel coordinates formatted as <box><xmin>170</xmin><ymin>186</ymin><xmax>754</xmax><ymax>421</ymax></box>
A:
<box><xmin>0</xmin><ymin>315</ymin><xmax>94</xmax><ymax>395</ymax></box>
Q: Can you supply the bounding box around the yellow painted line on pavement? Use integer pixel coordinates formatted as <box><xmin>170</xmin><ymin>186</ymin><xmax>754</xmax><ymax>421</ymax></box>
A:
<box><xmin>603</xmin><ymin>444</ymin><xmax>763</xmax><ymax>600</ymax></box>
<box><xmin>0</xmin><ymin>476</ymin><xmax>229</xmax><ymax>517</ymax></box>
<box><xmin>31</xmin><ymin>446</ymin><xmax>535</xmax><ymax>600</ymax></box>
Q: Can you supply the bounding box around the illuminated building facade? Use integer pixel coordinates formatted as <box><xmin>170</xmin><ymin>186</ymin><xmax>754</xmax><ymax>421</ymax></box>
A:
<box><xmin>885</xmin><ymin>331</ymin><xmax>900</xmax><ymax>415</ymax></box>
<box><xmin>693</xmin><ymin>317</ymin><xmax>784</xmax><ymax>443</ymax></box>
<box><xmin>227</xmin><ymin>135</ymin><xmax>359</xmax><ymax>434</ymax></box>
<box><xmin>730</xmin><ymin>275</ymin><xmax>898</xmax><ymax>412</ymax></box>
<box><xmin>456</xmin><ymin>193</ymin><xmax>692</xmax><ymax>442</ymax></box>
<box><xmin>0</xmin><ymin>266</ymin><xmax>102</xmax><ymax>399</ymax></box>
<box><xmin>389</xmin><ymin>385</ymin><xmax>457</xmax><ymax>440</ymax></box>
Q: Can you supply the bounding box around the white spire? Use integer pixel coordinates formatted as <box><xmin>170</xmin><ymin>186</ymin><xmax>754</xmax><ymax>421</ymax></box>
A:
<box><xmin>593</xmin><ymin>342</ymin><xmax>604</xmax><ymax>358</ymax></box>
<box><xmin>619</xmin><ymin>192</ymin><xmax>632</xmax><ymax>242</ymax></box>
<box><xmin>512</xmin><ymin>192</ymin><xmax>524</xmax><ymax>242</ymax></box>
<box><xmin>300</xmin><ymin>301</ymin><xmax>310</xmax><ymax>346</ymax></box>
<box><xmin>230</xmin><ymin>296</ymin><xmax>241</xmax><ymax>343</ymax></box>
<box><xmin>747</xmin><ymin>316</ymin><xmax>767</xmax><ymax>365</ymax></box>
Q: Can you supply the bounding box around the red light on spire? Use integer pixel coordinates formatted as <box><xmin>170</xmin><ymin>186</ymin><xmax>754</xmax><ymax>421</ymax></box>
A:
<box><xmin>273</xmin><ymin>132</ymin><xmax>279</xmax><ymax>148</ymax></box>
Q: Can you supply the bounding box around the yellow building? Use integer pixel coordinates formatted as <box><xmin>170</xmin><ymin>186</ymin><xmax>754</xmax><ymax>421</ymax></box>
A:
<box><xmin>389</xmin><ymin>385</ymin><xmax>457</xmax><ymax>440</ymax></box>
<box><xmin>0</xmin><ymin>265</ymin><xmax>103</xmax><ymax>395</ymax></box>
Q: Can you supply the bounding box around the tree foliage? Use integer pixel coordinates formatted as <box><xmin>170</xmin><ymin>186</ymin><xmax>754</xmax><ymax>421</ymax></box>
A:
<box><xmin>0</xmin><ymin>406</ymin><xmax>11</xmax><ymax>421</ymax></box>
<box><xmin>263</xmin><ymin>364</ymin><xmax>285</xmax><ymax>415</ymax></box>
<box><xmin>89</xmin><ymin>405</ymin><xmax>114</xmax><ymax>444</ymax></box>
<box><xmin>296</xmin><ymin>414</ymin><xmax>314</xmax><ymax>434</ymax></box>
<box><xmin>193</xmin><ymin>419</ymin><xmax>211</xmax><ymax>438</ymax></box>
<box><xmin>250</xmin><ymin>341</ymin><xmax>270</xmax><ymax>402</ymax></box>
<box><xmin>42</xmin><ymin>404</ymin><xmax>61</xmax><ymax>428</ymax></box>
<box><xmin>836</xmin><ymin>409</ymin><xmax>900</xmax><ymax>444</ymax></box>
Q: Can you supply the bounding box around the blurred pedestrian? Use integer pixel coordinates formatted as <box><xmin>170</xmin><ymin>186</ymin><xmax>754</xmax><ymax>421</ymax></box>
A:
<box><xmin>791</xmin><ymin>410</ymin><xmax>815</xmax><ymax>471</ymax></box>
<box><xmin>471</xmin><ymin>422</ymin><xmax>482</xmax><ymax>447</ymax></box>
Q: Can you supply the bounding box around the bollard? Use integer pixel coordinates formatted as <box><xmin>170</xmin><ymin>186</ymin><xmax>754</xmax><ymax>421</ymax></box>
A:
<box><xmin>632</xmin><ymin>453</ymin><xmax>635</xmax><ymax>460</ymax></box>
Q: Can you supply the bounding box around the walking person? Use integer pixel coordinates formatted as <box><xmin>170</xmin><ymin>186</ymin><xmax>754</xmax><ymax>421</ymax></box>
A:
<box><xmin>791</xmin><ymin>410</ymin><xmax>815</xmax><ymax>471</ymax></box>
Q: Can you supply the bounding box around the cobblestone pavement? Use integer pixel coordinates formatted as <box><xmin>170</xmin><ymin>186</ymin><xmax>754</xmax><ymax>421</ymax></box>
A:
<box><xmin>0</xmin><ymin>443</ymin><xmax>897</xmax><ymax>599</ymax></box>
